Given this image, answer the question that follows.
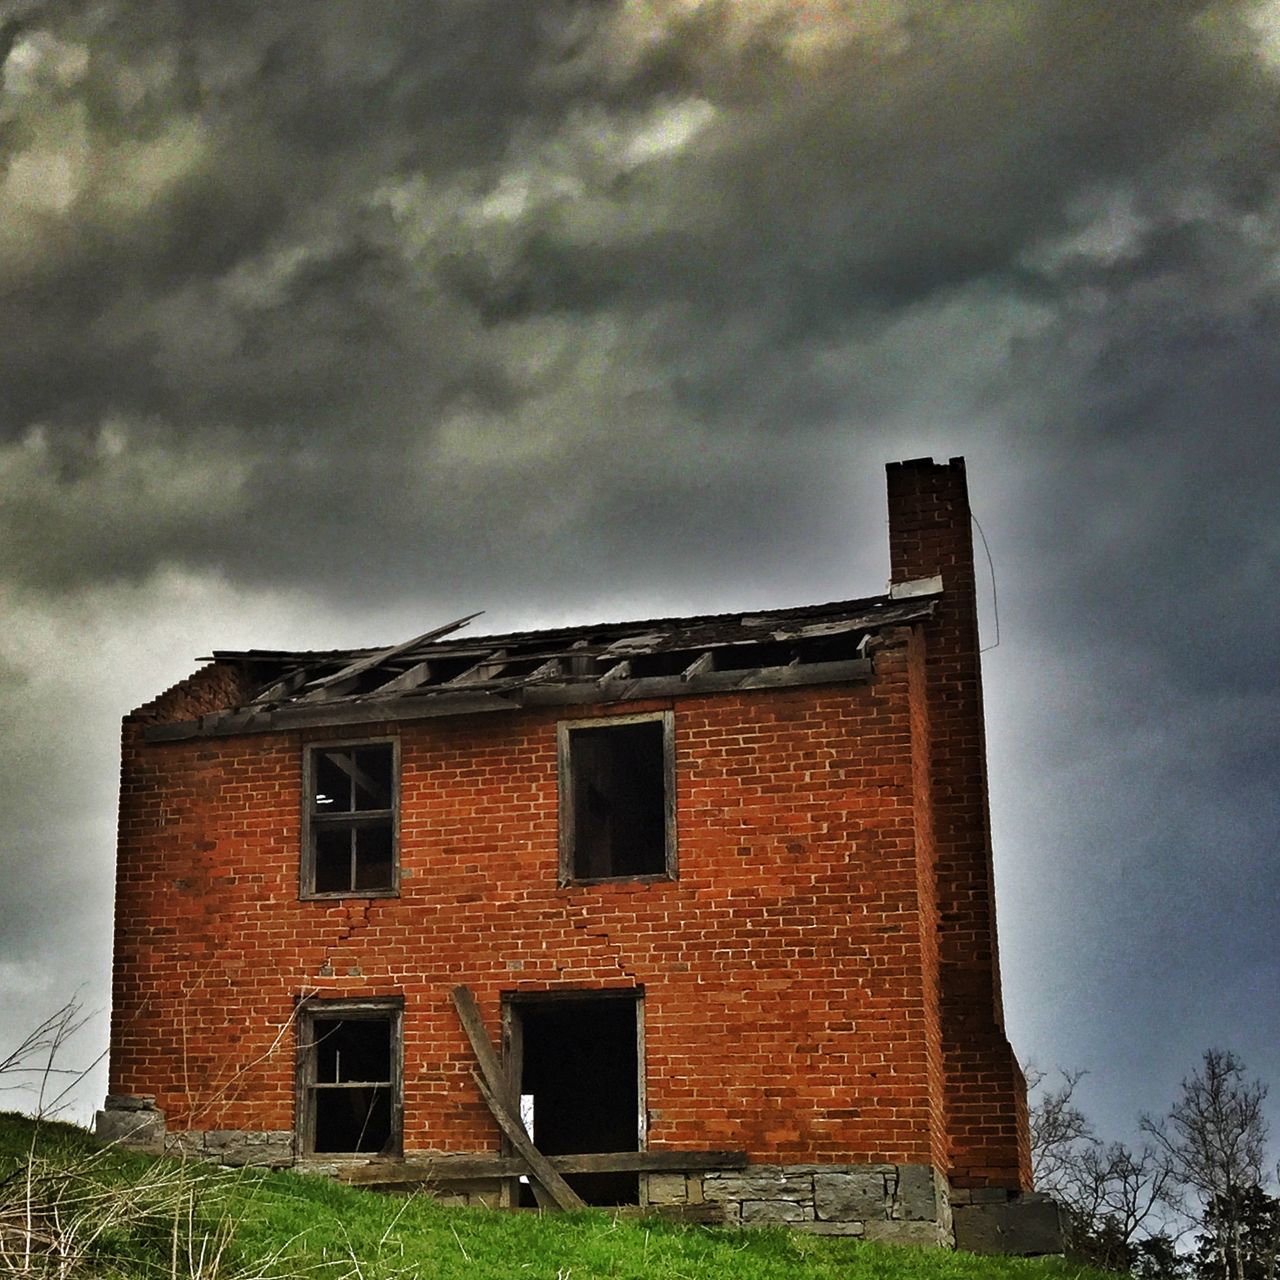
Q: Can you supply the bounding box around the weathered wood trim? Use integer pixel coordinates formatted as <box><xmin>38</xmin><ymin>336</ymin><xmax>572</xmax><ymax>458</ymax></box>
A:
<box><xmin>447</xmin><ymin>648</ymin><xmax>509</xmax><ymax>685</ymax></box>
<box><xmin>450</xmin><ymin>986</ymin><xmax>585</xmax><ymax>1211</ymax></box>
<box><xmin>143</xmin><ymin>692</ymin><xmax>521</xmax><ymax>740</ymax></box>
<box><xmin>295</xmin><ymin>996</ymin><xmax>404</xmax><ymax>1160</ymax></box>
<box><xmin>303</xmin><ymin>614</ymin><xmax>481</xmax><ymax>693</ymax></box>
<box><xmin>299</xmin><ymin>737</ymin><xmax>399</xmax><ymax>901</ymax></box>
<box><xmin>142</xmin><ymin>659</ymin><xmax>875</xmax><ymax>741</ymax></box>
<box><xmin>556</xmin><ymin>710</ymin><xmax>676</xmax><ymax>886</ymax></box>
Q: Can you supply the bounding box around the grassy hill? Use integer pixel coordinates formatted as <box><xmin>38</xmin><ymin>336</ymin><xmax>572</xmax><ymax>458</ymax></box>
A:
<box><xmin>0</xmin><ymin>1112</ymin><xmax>1115</xmax><ymax>1280</ymax></box>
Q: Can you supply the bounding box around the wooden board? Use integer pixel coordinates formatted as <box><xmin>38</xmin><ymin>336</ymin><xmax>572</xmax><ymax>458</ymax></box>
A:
<box><xmin>336</xmin><ymin>1148</ymin><xmax>749</xmax><ymax>1185</ymax></box>
<box><xmin>450</xmin><ymin>986</ymin><xmax>585</xmax><ymax>1211</ymax></box>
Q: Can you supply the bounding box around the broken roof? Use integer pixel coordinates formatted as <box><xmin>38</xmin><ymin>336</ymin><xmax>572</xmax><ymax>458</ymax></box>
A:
<box><xmin>145</xmin><ymin>585</ymin><xmax>940</xmax><ymax>742</ymax></box>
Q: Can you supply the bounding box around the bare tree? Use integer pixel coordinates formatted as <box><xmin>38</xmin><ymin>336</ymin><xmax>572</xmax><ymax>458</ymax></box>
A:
<box><xmin>0</xmin><ymin>999</ymin><xmax>98</xmax><ymax>1119</ymax></box>
<box><xmin>1142</xmin><ymin>1049</ymin><xmax>1270</xmax><ymax>1280</ymax></box>
<box><xmin>1028</xmin><ymin>1065</ymin><xmax>1096</xmax><ymax>1195</ymax></box>
<box><xmin>1028</xmin><ymin>1065</ymin><xmax>1177</xmax><ymax>1271</ymax></box>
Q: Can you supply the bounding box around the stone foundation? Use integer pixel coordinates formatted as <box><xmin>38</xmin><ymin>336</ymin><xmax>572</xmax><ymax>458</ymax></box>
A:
<box><xmin>91</xmin><ymin>1101</ymin><xmax>1058</xmax><ymax>1255</ymax></box>
<box><xmin>94</xmin><ymin>1097</ymin><xmax>293</xmax><ymax>1168</ymax></box>
<box><xmin>93</xmin><ymin>1094</ymin><xmax>165</xmax><ymax>1155</ymax></box>
<box><xmin>652</xmin><ymin>1163</ymin><xmax>953</xmax><ymax>1247</ymax></box>
<box><xmin>163</xmin><ymin>1129</ymin><xmax>294</xmax><ymax>1168</ymax></box>
<box><xmin>952</xmin><ymin>1187</ymin><xmax>1062</xmax><ymax>1256</ymax></box>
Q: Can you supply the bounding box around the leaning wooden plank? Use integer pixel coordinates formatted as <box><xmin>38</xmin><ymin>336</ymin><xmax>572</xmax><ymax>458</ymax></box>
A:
<box><xmin>304</xmin><ymin>612</ymin><xmax>483</xmax><ymax>692</ymax></box>
<box><xmin>450</xmin><ymin>986</ymin><xmax>585</xmax><ymax>1212</ymax></box>
<box><xmin>445</xmin><ymin>997</ymin><xmax>556</xmax><ymax>1209</ymax></box>
<box><xmin>470</xmin><ymin>1071</ymin><xmax>584</xmax><ymax>1211</ymax></box>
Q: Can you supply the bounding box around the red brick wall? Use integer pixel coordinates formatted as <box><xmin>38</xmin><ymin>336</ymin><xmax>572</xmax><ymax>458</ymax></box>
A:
<box><xmin>111</xmin><ymin>642</ymin><xmax>950</xmax><ymax>1167</ymax></box>
<box><xmin>886</xmin><ymin>457</ymin><xmax>1031</xmax><ymax>1189</ymax></box>
<box><xmin>110</xmin><ymin>456</ymin><xmax>1028</xmax><ymax>1187</ymax></box>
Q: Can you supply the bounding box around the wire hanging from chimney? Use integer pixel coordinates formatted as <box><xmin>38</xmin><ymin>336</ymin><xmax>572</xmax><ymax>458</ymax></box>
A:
<box><xmin>971</xmin><ymin>512</ymin><xmax>1001</xmax><ymax>652</ymax></box>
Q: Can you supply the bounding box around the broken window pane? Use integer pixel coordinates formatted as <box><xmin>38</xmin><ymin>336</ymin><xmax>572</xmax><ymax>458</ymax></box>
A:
<box><xmin>352</xmin><ymin>746</ymin><xmax>392</xmax><ymax>810</ymax></box>
<box><xmin>312</xmin><ymin>745</ymin><xmax>393</xmax><ymax>813</ymax></box>
<box><xmin>305</xmin><ymin>742</ymin><xmax>397</xmax><ymax>896</ymax></box>
<box><xmin>314</xmin><ymin>1086</ymin><xmax>392</xmax><ymax>1153</ymax></box>
<box><xmin>353</xmin><ymin>824</ymin><xmax>394</xmax><ymax>891</ymax></box>
<box><xmin>565</xmin><ymin>719</ymin><xmax>669</xmax><ymax>880</ymax></box>
<box><xmin>313</xmin><ymin>828</ymin><xmax>352</xmax><ymax>894</ymax></box>
<box><xmin>302</xmin><ymin>1007</ymin><xmax>399</xmax><ymax>1156</ymax></box>
<box><xmin>314</xmin><ymin>751</ymin><xmax>352</xmax><ymax>812</ymax></box>
<box><xmin>311</xmin><ymin>1018</ymin><xmax>392</xmax><ymax>1084</ymax></box>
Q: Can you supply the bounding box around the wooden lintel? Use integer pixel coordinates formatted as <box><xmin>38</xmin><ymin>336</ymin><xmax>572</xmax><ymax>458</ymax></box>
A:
<box><xmin>336</xmin><ymin>1148</ymin><xmax>749</xmax><ymax>1185</ymax></box>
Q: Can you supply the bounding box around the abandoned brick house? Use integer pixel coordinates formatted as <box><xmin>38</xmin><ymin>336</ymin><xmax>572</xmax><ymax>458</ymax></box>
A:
<box><xmin>98</xmin><ymin>456</ymin><xmax>1058</xmax><ymax>1252</ymax></box>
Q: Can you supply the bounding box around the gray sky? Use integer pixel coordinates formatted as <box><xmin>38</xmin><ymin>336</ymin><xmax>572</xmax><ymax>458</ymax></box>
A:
<box><xmin>1</xmin><ymin>0</ymin><xmax>1277</xmax><ymax>1153</ymax></box>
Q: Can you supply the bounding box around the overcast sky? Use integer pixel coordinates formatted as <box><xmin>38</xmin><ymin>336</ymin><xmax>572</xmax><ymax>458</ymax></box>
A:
<box><xmin>1</xmin><ymin>0</ymin><xmax>1277</xmax><ymax>1154</ymax></box>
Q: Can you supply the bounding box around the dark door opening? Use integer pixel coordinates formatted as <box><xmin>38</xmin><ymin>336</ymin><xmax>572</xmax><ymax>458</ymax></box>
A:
<box><xmin>509</xmin><ymin>992</ymin><xmax>642</xmax><ymax>1206</ymax></box>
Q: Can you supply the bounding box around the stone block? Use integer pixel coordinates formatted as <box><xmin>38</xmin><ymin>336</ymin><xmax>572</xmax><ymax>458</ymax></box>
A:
<box><xmin>953</xmin><ymin>1195</ymin><xmax>1062</xmax><ymax>1256</ymax></box>
<box><xmin>94</xmin><ymin>1106</ymin><xmax>164</xmax><ymax>1155</ymax></box>
<box><xmin>863</xmin><ymin>1219</ymin><xmax>948</xmax><ymax>1248</ymax></box>
<box><xmin>646</xmin><ymin>1173</ymin><xmax>688</xmax><ymax>1206</ymax></box>
<box><xmin>795</xmin><ymin>1220</ymin><xmax>866</xmax><ymax>1237</ymax></box>
<box><xmin>164</xmin><ymin>1132</ymin><xmax>204</xmax><ymax>1158</ymax></box>
<box><xmin>236</xmin><ymin>1131</ymin><xmax>293</xmax><ymax>1166</ymax></box>
<box><xmin>895</xmin><ymin>1164</ymin><xmax>940</xmax><ymax>1221</ymax></box>
<box><xmin>741</xmin><ymin>1199</ymin><xmax>811</xmax><ymax>1224</ymax></box>
<box><xmin>104</xmin><ymin>1093</ymin><xmax>156</xmax><ymax>1112</ymax></box>
<box><xmin>704</xmin><ymin>1168</ymin><xmax>812</xmax><ymax>1202</ymax></box>
<box><xmin>952</xmin><ymin>1186</ymin><xmax>1011</xmax><ymax>1205</ymax></box>
<box><xmin>813</xmin><ymin>1169</ymin><xmax>889</xmax><ymax>1221</ymax></box>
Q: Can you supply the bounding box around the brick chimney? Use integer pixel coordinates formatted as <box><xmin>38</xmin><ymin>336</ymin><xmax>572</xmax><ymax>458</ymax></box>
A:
<box><xmin>886</xmin><ymin>457</ymin><xmax>1031</xmax><ymax>1191</ymax></box>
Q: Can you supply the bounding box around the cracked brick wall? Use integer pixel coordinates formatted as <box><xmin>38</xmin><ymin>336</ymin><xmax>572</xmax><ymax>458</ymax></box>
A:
<box><xmin>111</xmin><ymin>645</ymin><xmax>949</xmax><ymax>1166</ymax></box>
<box><xmin>109</xmin><ymin>458</ymin><xmax>1028</xmax><ymax>1197</ymax></box>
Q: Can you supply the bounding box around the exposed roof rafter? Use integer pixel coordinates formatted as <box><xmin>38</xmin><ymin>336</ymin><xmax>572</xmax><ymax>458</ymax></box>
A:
<box><xmin>153</xmin><ymin>590</ymin><xmax>940</xmax><ymax>742</ymax></box>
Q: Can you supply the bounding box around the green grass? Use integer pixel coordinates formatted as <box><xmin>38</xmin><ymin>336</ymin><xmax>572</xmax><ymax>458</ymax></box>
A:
<box><xmin>0</xmin><ymin>1112</ymin><xmax>1117</xmax><ymax>1279</ymax></box>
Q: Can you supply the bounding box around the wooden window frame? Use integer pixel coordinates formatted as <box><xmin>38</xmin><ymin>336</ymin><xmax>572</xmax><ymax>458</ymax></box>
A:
<box><xmin>556</xmin><ymin>711</ymin><xmax>676</xmax><ymax>886</ymax></box>
<box><xmin>300</xmin><ymin>737</ymin><xmax>400</xmax><ymax>900</ymax></box>
<box><xmin>295</xmin><ymin>995</ymin><xmax>404</xmax><ymax>1159</ymax></box>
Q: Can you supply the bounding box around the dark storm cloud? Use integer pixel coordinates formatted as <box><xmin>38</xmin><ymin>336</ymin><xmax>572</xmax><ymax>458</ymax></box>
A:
<box><xmin>2</xmin><ymin>0</ymin><xmax>1279</xmax><ymax>1139</ymax></box>
<box><xmin>2</xmin><ymin>0</ymin><xmax>1277</xmax><ymax>605</ymax></box>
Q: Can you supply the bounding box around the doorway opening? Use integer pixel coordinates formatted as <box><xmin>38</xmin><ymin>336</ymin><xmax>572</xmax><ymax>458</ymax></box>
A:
<box><xmin>505</xmin><ymin>990</ymin><xmax>643</xmax><ymax>1206</ymax></box>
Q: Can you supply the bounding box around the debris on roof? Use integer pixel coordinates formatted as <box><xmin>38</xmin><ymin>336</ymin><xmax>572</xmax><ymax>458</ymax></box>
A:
<box><xmin>146</xmin><ymin>588</ymin><xmax>940</xmax><ymax>742</ymax></box>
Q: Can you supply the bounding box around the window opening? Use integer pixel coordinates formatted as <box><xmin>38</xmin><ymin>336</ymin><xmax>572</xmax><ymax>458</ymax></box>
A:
<box><xmin>559</xmin><ymin>716</ymin><xmax>673</xmax><ymax>882</ymax></box>
<box><xmin>299</xmin><ymin>1001</ymin><xmax>401</xmax><ymax>1156</ymax></box>
<box><xmin>305</xmin><ymin>742</ymin><xmax>396</xmax><ymax>896</ymax></box>
<box><xmin>509</xmin><ymin>993</ymin><xmax>642</xmax><ymax>1206</ymax></box>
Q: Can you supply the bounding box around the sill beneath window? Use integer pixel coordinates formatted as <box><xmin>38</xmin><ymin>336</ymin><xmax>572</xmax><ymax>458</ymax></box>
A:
<box><xmin>300</xmin><ymin>889</ymin><xmax>400</xmax><ymax>902</ymax></box>
<box><xmin>558</xmin><ymin>872</ymin><xmax>675</xmax><ymax>888</ymax></box>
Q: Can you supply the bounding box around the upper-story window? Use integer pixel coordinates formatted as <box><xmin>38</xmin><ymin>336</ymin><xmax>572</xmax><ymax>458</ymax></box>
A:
<box><xmin>557</xmin><ymin>712</ymin><xmax>675</xmax><ymax>884</ymax></box>
<box><xmin>302</xmin><ymin>741</ymin><xmax>398</xmax><ymax>897</ymax></box>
